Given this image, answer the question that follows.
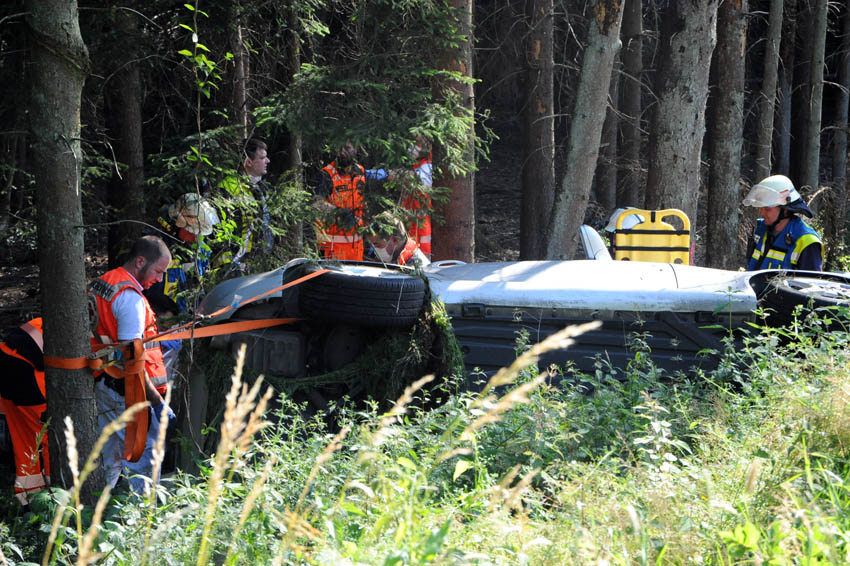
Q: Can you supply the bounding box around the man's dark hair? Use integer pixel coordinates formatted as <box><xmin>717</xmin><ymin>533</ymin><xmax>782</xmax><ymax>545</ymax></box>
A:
<box><xmin>143</xmin><ymin>288</ymin><xmax>180</xmax><ymax>317</ymax></box>
<box><xmin>244</xmin><ymin>138</ymin><xmax>267</xmax><ymax>160</ymax></box>
<box><xmin>127</xmin><ymin>235</ymin><xmax>169</xmax><ymax>265</ymax></box>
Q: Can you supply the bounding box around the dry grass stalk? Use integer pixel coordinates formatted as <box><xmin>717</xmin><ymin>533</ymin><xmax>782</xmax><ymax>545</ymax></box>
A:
<box><xmin>197</xmin><ymin>344</ymin><xmax>274</xmax><ymax>566</ymax></box>
<box><xmin>372</xmin><ymin>374</ymin><xmax>435</xmax><ymax>447</ymax></box>
<box><xmin>224</xmin><ymin>454</ymin><xmax>278</xmax><ymax>563</ymax></box>
<box><xmin>77</xmin><ymin>483</ymin><xmax>112</xmax><ymax>566</ymax></box>
<box><xmin>473</xmin><ymin>321</ymin><xmax>601</xmax><ymax>403</ymax></box>
<box><xmin>42</xmin><ymin>404</ymin><xmax>147</xmax><ymax>566</ymax></box>
<box><xmin>437</xmin><ymin>322</ymin><xmax>600</xmax><ymax>466</ymax></box>
<box><xmin>139</xmin><ymin>385</ymin><xmax>174</xmax><ymax>566</ymax></box>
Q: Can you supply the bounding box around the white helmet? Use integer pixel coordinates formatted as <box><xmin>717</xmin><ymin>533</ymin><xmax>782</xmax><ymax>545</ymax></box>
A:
<box><xmin>604</xmin><ymin>207</ymin><xmax>645</xmax><ymax>232</ymax></box>
<box><xmin>170</xmin><ymin>193</ymin><xmax>220</xmax><ymax>235</ymax></box>
<box><xmin>742</xmin><ymin>175</ymin><xmax>812</xmax><ymax>216</ymax></box>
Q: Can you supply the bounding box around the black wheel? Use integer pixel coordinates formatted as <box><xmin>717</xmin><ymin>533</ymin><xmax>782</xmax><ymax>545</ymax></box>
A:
<box><xmin>296</xmin><ymin>262</ymin><xmax>427</xmax><ymax>327</ymax></box>
<box><xmin>758</xmin><ymin>273</ymin><xmax>850</xmax><ymax>326</ymax></box>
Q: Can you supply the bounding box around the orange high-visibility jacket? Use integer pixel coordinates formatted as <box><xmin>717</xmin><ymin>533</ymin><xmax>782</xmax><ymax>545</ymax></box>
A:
<box><xmin>404</xmin><ymin>155</ymin><xmax>432</xmax><ymax>255</ymax></box>
<box><xmin>88</xmin><ymin>267</ymin><xmax>168</xmax><ymax>394</ymax></box>
<box><xmin>316</xmin><ymin>162</ymin><xmax>366</xmax><ymax>260</ymax></box>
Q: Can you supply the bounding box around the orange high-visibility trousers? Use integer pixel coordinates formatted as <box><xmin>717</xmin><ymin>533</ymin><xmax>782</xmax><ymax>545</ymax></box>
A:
<box><xmin>0</xmin><ymin>398</ymin><xmax>49</xmax><ymax>504</ymax></box>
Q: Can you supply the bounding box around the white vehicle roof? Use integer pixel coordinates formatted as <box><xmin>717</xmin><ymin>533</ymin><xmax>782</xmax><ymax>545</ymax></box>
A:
<box><xmin>424</xmin><ymin>260</ymin><xmax>758</xmax><ymax>314</ymax></box>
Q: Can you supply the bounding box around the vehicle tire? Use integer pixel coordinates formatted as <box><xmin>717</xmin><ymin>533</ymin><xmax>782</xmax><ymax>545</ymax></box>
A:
<box><xmin>757</xmin><ymin>273</ymin><xmax>850</xmax><ymax>327</ymax></box>
<box><xmin>296</xmin><ymin>262</ymin><xmax>427</xmax><ymax>327</ymax></box>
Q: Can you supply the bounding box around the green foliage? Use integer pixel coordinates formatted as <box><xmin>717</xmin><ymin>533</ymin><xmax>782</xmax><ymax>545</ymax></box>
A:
<box><xmin>263</xmin><ymin>0</ymin><xmax>490</xmax><ymax>178</ymax></box>
<box><xmin>10</xmin><ymin>311</ymin><xmax>850</xmax><ymax>564</ymax></box>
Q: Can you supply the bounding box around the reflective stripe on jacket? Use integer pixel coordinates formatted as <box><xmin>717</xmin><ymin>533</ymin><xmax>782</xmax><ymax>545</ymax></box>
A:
<box><xmin>747</xmin><ymin>217</ymin><xmax>823</xmax><ymax>270</ymax></box>
<box><xmin>87</xmin><ymin>267</ymin><xmax>168</xmax><ymax>393</ymax></box>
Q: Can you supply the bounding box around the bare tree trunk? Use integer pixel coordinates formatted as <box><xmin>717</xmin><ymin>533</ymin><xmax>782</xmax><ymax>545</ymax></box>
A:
<box><xmin>775</xmin><ymin>0</ymin><xmax>796</xmax><ymax>175</ymax></box>
<box><xmin>27</xmin><ymin>0</ymin><xmax>104</xmax><ymax>502</ymax></box>
<box><xmin>0</xmin><ymin>133</ymin><xmax>19</xmax><ymax>232</ymax></box>
<box><xmin>645</xmin><ymin>1</ymin><xmax>718</xmax><ymax>231</ymax></box>
<box><xmin>105</xmin><ymin>11</ymin><xmax>146</xmax><ymax>268</ymax></box>
<box><xmin>754</xmin><ymin>0</ymin><xmax>783</xmax><ymax>181</ymax></box>
<box><xmin>230</xmin><ymin>5</ymin><xmax>249</xmax><ymax>139</ymax></box>
<box><xmin>595</xmin><ymin>54</ymin><xmax>620</xmax><ymax>213</ymax></box>
<box><xmin>802</xmin><ymin>0</ymin><xmax>827</xmax><ymax>204</ymax></box>
<box><xmin>520</xmin><ymin>0</ymin><xmax>555</xmax><ymax>260</ymax></box>
<box><xmin>789</xmin><ymin>0</ymin><xmax>811</xmax><ymax>184</ymax></box>
<box><xmin>706</xmin><ymin>0</ymin><xmax>747</xmax><ymax>270</ymax></box>
<box><xmin>286</xmin><ymin>0</ymin><xmax>304</xmax><ymax>254</ymax></box>
<box><xmin>826</xmin><ymin>2</ymin><xmax>850</xmax><ymax>261</ymax></box>
<box><xmin>544</xmin><ymin>0</ymin><xmax>624</xmax><ymax>260</ymax></box>
<box><xmin>618</xmin><ymin>0</ymin><xmax>643</xmax><ymax>208</ymax></box>
<box><xmin>433</xmin><ymin>0</ymin><xmax>476</xmax><ymax>262</ymax></box>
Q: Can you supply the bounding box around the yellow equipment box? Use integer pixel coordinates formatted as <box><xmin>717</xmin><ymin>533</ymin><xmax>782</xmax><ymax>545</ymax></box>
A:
<box><xmin>613</xmin><ymin>208</ymin><xmax>691</xmax><ymax>264</ymax></box>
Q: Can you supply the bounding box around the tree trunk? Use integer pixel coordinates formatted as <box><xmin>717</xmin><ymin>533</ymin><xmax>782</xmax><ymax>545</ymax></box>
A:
<box><xmin>230</xmin><ymin>4</ymin><xmax>249</xmax><ymax>139</ymax></box>
<box><xmin>105</xmin><ymin>10</ymin><xmax>146</xmax><ymax>268</ymax></box>
<box><xmin>520</xmin><ymin>0</ymin><xmax>555</xmax><ymax>260</ymax></box>
<box><xmin>754</xmin><ymin>0</ymin><xmax>783</xmax><ymax>181</ymax></box>
<box><xmin>826</xmin><ymin>2</ymin><xmax>850</xmax><ymax>261</ymax></box>
<box><xmin>645</xmin><ymin>1</ymin><xmax>718</xmax><ymax>232</ymax></box>
<box><xmin>618</xmin><ymin>0</ymin><xmax>643</xmax><ymax>208</ymax></box>
<box><xmin>286</xmin><ymin>0</ymin><xmax>304</xmax><ymax>255</ymax></box>
<box><xmin>801</xmin><ymin>0</ymin><xmax>827</xmax><ymax>204</ymax></box>
<box><xmin>775</xmin><ymin>0</ymin><xmax>796</xmax><ymax>175</ymax></box>
<box><xmin>432</xmin><ymin>0</ymin><xmax>476</xmax><ymax>263</ymax></box>
<box><xmin>595</xmin><ymin>52</ymin><xmax>620</xmax><ymax>214</ymax></box>
<box><xmin>789</xmin><ymin>0</ymin><xmax>811</xmax><ymax>184</ymax></box>
<box><xmin>0</xmin><ymin>133</ymin><xmax>20</xmax><ymax>232</ymax></box>
<box><xmin>544</xmin><ymin>0</ymin><xmax>624</xmax><ymax>260</ymax></box>
<box><xmin>26</xmin><ymin>0</ymin><xmax>104</xmax><ymax>502</ymax></box>
<box><xmin>706</xmin><ymin>0</ymin><xmax>747</xmax><ymax>270</ymax></box>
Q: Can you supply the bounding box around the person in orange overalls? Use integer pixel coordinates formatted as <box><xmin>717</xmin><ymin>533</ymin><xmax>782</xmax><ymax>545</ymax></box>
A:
<box><xmin>0</xmin><ymin>318</ymin><xmax>49</xmax><ymax>505</ymax></box>
<box><xmin>311</xmin><ymin>141</ymin><xmax>368</xmax><ymax>261</ymax></box>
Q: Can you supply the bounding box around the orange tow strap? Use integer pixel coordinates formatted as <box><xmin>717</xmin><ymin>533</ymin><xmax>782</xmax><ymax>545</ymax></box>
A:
<box><xmin>42</xmin><ymin>268</ymin><xmax>330</xmax><ymax>462</ymax></box>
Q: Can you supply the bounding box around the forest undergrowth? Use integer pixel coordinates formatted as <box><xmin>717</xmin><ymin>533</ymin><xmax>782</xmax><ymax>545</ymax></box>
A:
<box><xmin>3</xmin><ymin>305</ymin><xmax>850</xmax><ymax>565</ymax></box>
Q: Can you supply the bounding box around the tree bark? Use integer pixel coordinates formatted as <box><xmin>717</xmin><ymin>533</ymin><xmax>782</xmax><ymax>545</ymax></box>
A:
<box><xmin>618</xmin><ymin>0</ymin><xmax>643</xmax><ymax>208</ymax></box>
<box><xmin>775</xmin><ymin>0</ymin><xmax>796</xmax><ymax>176</ymax></box>
<box><xmin>544</xmin><ymin>0</ymin><xmax>624</xmax><ymax>260</ymax></box>
<box><xmin>595</xmin><ymin>52</ymin><xmax>620</xmax><ymax>214</ymax></box>
<box><xmin>754</xmin><ymin>0</ymin><xmax>783</xmax><ymax>181</ymax></box>
<box><xmin>789</xmin><ymin>0</ymin><xmax>811</xmax><ymax>184</ymax></box>
<box><xmin>645</xmin><ymin>1</ymin><xmax>718</xmax><ymax>233</ymax></box>
<box><xmin>801</xmin><ymin>0</ymin><xmax>827</xmax><ymax>204</ymax></box>
<box><xmin>286</xmin><ymin>0</ymin><xmax>304</xmax><ymax>254</ymax></box>
<box><xmin>706</xmin><ymin>0</ymin><xmax>747</xmax><ymax>270</ymax></box>
<box><xmin>105</xmin><ymin>10</ymin><xmax>146</xmax><ymax>268</ymax></box>
<box><xmin>230</xmin><ymin>4</ymin><xmax>249</xmax><ymax>140</ymax></box>
<box><xmin>520</xmin><ymin>0</ymin><xmax>555</xmax><ymax>260</ymax></box>
<box><xmin>432</xmin><ymin>0</ymin><xmax>476</xmax><ymax>263</ymax></box>
<box><xmin>26</xmin><ymin>0</ymin><xmax>104</xmax><ymax>502</ymax></box>
<box><xmin>826</xmin><ymin>2</ymin><xmax>850</xmax><ymax>260</ymax></box>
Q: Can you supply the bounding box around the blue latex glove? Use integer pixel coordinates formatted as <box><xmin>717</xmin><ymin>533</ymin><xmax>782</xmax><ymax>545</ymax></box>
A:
<box><xmin>152</xmin><ymin>402</ymin><xmax>178</xmax><ymax>439</ymax></box>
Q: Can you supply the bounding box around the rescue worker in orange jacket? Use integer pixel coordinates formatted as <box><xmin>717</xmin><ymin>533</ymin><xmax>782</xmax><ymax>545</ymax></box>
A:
<box><xmin>367</xmin><ymin>212</ymin><xmax>430</xmax><ymax>267</ymax></box>
<box><xmin>365</xmin><ymin>137</ymin><xmax>434</xmax><ymax>259</ymax></box>
<box><xmin>0</xmin><ymin>318</ymin><xmax>49</xmax><ymax>505</ymax></box>
<box><xmin>404</xmin><ymin>137</ymin><xmax>433</xmax><ymax>259</ymax></box>
<box><xmin>311</xmin><ymin>141</ymin><xmax>368</xmax><ymax>261</ymax></box>
<box><xmin>88</xmin><ymin>235</ymin><xmax>176</xmax><ymax>494</ymax></box>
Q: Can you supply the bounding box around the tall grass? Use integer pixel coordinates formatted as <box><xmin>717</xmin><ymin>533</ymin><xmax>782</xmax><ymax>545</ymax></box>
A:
<box><xmin>3</xmin><ymin>314</ymin><xmax>850</xmax><ymax>564</ymax></box>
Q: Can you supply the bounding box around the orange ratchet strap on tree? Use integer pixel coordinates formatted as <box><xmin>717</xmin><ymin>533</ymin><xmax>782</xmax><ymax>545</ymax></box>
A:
<box><xmin>42</xmin><ymin>268</ymin><xmax>330</xmax><ymax>462</ymax></box>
